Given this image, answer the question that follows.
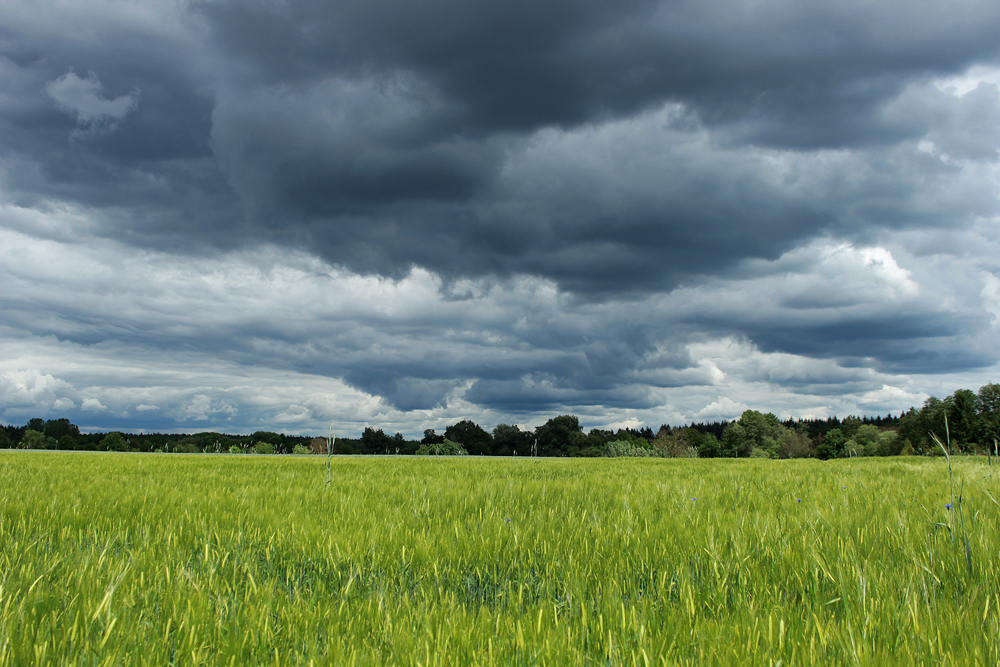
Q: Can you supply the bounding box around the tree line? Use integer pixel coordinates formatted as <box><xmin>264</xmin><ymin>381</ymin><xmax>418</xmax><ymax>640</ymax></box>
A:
<box><xmin>0</xmin><ymin>421</ymin><xmax>314</xmax><ymax>455</ymax></box>
<box><xmin>3</xmin><ymin>382</ymin><xmax>997</xmax><ymax>458</ymax></box>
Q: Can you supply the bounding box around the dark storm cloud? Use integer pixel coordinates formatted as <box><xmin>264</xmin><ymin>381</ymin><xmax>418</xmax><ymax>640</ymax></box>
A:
<box><xmin>0</xmin><ymin>8</ymin><xmax>243</xmax><ymax>248</ymax></box>
<box><xmin>5</xmin><ymin>0</ymin><xmax>999</xmax><ymax>291</ymax></box>
<box><xmin>201</xmin><ymin>0</ymin><xmax>1000</xmax><ymax>140</ymax></box>
<box><xmin>193</xmin><ymin>0</ymin><xmax>1000</xmax><ymax>296</ymax></box>
<box><xmin>741</xmin><ymin>312</ymin><xmax>993</xmax><ymax>373</ymax></box>
<box><xmin>3</xmin><ymin>0</ymin><xmax>1000</xmax><ymax>423</ymax></box>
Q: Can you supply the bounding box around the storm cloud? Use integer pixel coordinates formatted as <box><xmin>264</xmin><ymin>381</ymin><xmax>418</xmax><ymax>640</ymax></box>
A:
<box><xmin>2</xmin><ymin>0</ymin><xmax>1000</xmax><ymax>433</ymax></box>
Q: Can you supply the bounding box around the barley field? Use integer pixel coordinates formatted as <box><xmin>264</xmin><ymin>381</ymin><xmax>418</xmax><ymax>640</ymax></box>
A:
<box><xmin>1</xmin><ymin>452</ymin><xmax>998</xmax><ymax>666</ymax></box>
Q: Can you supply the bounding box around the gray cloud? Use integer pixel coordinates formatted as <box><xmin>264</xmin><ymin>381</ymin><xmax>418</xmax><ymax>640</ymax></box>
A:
<box><xmin>200</xmin><ymin>0</ymin><xmax>1000</xmax><ymax>139</ymax></box>
<box><xmin>46</xmin><ymin>71</ymin><xmax>139</xmax><ymax>126</ymax></box>
<box><xmin>2</xmin><ymin>224</ymin><xmax>997</xmax><ymax>431</ymax></box>
<box><xmin>4</xmin><ymin>1</ymin><xmax>999</xmax><ymax>282</ymax></box>
<box><xmin>2</xmin><ymin>0</ymin><xmax>1000</xmax><ymax>430</ymax></box>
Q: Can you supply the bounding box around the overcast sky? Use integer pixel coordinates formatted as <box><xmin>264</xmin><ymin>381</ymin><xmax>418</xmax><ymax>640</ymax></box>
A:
<box><xmin>3</xmin><ymin>0</ymin><xmax>1000</xmax><ymax>437</ymax></box>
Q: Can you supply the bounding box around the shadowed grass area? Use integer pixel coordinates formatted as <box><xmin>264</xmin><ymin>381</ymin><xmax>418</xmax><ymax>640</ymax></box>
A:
<box><xmin>1</xmin><ymin>453</ymin><xmax>998</xmax><ymax>665</ymax></box>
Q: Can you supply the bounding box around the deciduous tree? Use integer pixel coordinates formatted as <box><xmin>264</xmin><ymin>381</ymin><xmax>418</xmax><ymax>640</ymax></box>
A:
<box><xmin>535</xmin><ymin>415</ymin><xmax>584</xmax><ymax>457</ymax></box>
<box><xmin>445</xmin><ymin>420</ymin><xmax>493</xmax><ymax>455</ymax></box>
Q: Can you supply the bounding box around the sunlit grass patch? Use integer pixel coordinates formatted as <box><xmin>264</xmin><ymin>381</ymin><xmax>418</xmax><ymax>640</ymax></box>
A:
<box><xmin>1</xmin><ymin>453</ymin><xmax>998</xmax><ymax>665</ymax></box>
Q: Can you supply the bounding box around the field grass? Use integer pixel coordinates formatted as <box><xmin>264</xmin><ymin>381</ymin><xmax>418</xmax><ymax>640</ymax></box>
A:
<box><xmin>1</xmin><ymin>452</ymin><xmax>998</xmax><ymax>666</ymax></box>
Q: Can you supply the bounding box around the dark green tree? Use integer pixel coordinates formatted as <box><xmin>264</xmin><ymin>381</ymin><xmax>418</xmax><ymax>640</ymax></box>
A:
<box><xmin>44</xmin><ymin>418</ymin><xmax>80</xmax><ymax>440</ymax></box>
<box><xmin>421</xmin><ymin>429</ymin><xmax>445</xmax><ymax>445</ymax></box>
<box><xmin>535</xmin><ymin>415</ymin><xmax>584</xmax><ymax>457</ymax></box>
<box><xmin>922</xmin><ymin>397</ymin><xmax>951</xmax><ymax>453</ymax></box>
<box><xmin>100</xmin><ymin>432</ymin><xmax>128</xmax><ymax>452</ymax></box>
<box><xmin>979</xmin><ymin>382</ymin><xmax>1000</xmax><ymax>448</ymax></box>
<box><xmin>578</xmin><ymin>429</ymin><xmax>614</xmax><ymax>457</ymax></box>
<box><xmin>840</xmin><ymin>416</ymin><xmax>862</xmax><ymax>440</ymax></box>
<box><xmin>720</xmin><ymin>422</ymin><xmax>749</xmax><ymax>458</ymax></box>
<box><xmin>492</xmin><ymin>424</ymin><xmax>532</xmax><ymax>457</ymax></box>
<box><xmin>360</xmin><ymin>428</ymin><xmax>394</xmax><ymax>454</ymax></box>
<box><xmin>947</xmin><ymin>389</ymin><xmax>980</xmax><ymax>450</ymax></box>
<box><xmin>445</xmin><ymin>420</ymin><xmax>493</xmax><ymax>455</ymax></box>
<box><xmin>816</xmin><ymin>428</ymin><xmax>846</xmax><ymax>459</ymax></box>
<box><xmin>688</xmin><ymin>429</ymin><xmax>721</xmax><ymax>458</ymax></box>
<box><xmin>896</xmin><ymin>408</ymin><xmax>923</xmax><ymax>454</ymax></box>
<box><xmin>736</xmin><ymin>410</ymin><xmax>785</xmax><ymax>456</ymax></box>
<box><xmin>896</xmin><ymin>398</ymin><xmax>947</xmax><ymax>454</ymax></box>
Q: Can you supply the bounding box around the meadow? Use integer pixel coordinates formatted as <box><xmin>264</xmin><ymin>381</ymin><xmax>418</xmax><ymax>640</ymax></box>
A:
<box><xmin>1</xmin><ymin>452</ymin><xmax>998</xmax><ymax>666</ymax></box>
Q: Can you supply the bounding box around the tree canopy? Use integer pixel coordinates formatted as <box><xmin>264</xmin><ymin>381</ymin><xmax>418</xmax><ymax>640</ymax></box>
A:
<box><xmin>6</xmin><ymin>381</ymin><xmax>1000</xmax><ymax>459</ymax></box>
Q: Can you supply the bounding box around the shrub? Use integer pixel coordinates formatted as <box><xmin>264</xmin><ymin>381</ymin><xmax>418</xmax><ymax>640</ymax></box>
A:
<box><xmin>100</xmin><ymin>432</ymin><xmax>128</xmax><ymax>452</ymax></box>
<box><xmin>252</xmin><ymin>442</ymin><xmax>275</xmax><ymax>455</ymax></box>
<box><xmin>651</xmin><ymin>428</ymin><xmax>697</xmax><ymax>458</ymax></box>
<box><xmin>779</xmin><ymin>429</ymin><xmax>814</xmax><ymax>459</ymax></box>
<box><xmin>293</xmin><ymin>444</ymin><xmax>311</xmax><ymax>455</ymax></box>
<box><xmin>694</xmin><ymin>432</ymin><xmax>721</xmax><ymax>458</ymax></box>
<box><xmin>20</xmin><ymin>429</ymin><xmax>47</xmax><ymax>449</ymax></box>
<box><xmin>604</xmin><ymin>440</ymin><xmax>651</xmax><ymax>457</ymax></box>
<box><xmin>416</xmin><ymin>438</ymin><xmax>467</xmax><ymax>455</ymax></box>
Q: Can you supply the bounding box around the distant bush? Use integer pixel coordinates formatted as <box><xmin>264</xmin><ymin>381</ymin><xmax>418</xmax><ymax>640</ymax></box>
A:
<box><xmin>292</xmin><ymin>444</ymin><xmax>311</xmax><ymax>455</ymax></box>
<box><xmin>100</xmin><ymin>432</ymin><xmax>128</xmax><ymax>452</ymax></box>
<box><xmin>252</xmin><ymin>442</ymin><xmax>275</xmax><ymax>455</ymax></box>
<box><xmin>416</xmin><ymin>438</ymin><xmax>467</xmax><ymax>455</ymax></box>
<box><xmin>693</xmin><ymin>432</ymin><xmax>721</xmax><ymax>458</ymax></box>
<box><xmin>779</xmin><ymin>429</ymin><xmax>814</xmax><ymax>459</ymax></box>
<box><xmin>604</xmin><ymin>440</ymin><xmax>651</xmax><ymax>457</ymax></box>
<box><xmin>21</xmin><ymin>429</ymin><xmax>47</xmax><ymax>449</ymax></box>
<box><xmin>651</xmin><ymin>428</ymin><xmax>697</xmax><ymax>458</ymax></box>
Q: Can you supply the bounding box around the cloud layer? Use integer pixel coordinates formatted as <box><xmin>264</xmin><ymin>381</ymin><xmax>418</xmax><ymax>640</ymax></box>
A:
<box><xmin>2</xmin><ymin>0</ymin><xmax>999</xmax><ymax>434</ymax></box>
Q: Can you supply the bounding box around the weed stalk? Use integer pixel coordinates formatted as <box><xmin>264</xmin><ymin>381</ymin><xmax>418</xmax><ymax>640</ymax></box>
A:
<box><xmin>957</xmin><ymin>479</ymin><xmax>973</xmax><ymax>576</ymax></box>
<box><xmin>326</xmin><ymin>423</ymin><xmax>336</xmax><ymax>487</ymax></box>
<box><xmin>930</xmin><ymin>414</ymin><xmax>973</xmax><ymax>576</ymax></box>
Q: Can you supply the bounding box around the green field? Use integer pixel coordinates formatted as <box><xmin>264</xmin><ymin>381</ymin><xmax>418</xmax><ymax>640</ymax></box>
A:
<box><xmin>1</xmin><ymin>452</ymin><xmax>998</xmax><ymax>665</ymax></box>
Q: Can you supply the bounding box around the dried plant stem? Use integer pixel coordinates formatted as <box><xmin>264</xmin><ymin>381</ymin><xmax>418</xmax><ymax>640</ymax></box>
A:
<box><xmin>326</xmin><ymin>423</ymin><xmax>336</xmax><ymax>487</ymax></box>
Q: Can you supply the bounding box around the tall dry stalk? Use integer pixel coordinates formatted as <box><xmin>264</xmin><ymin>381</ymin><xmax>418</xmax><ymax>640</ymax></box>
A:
<box><xmin>326</xmin><ymin>423</ymin><xmax>336</xmax><ymax>487</ymax></box>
